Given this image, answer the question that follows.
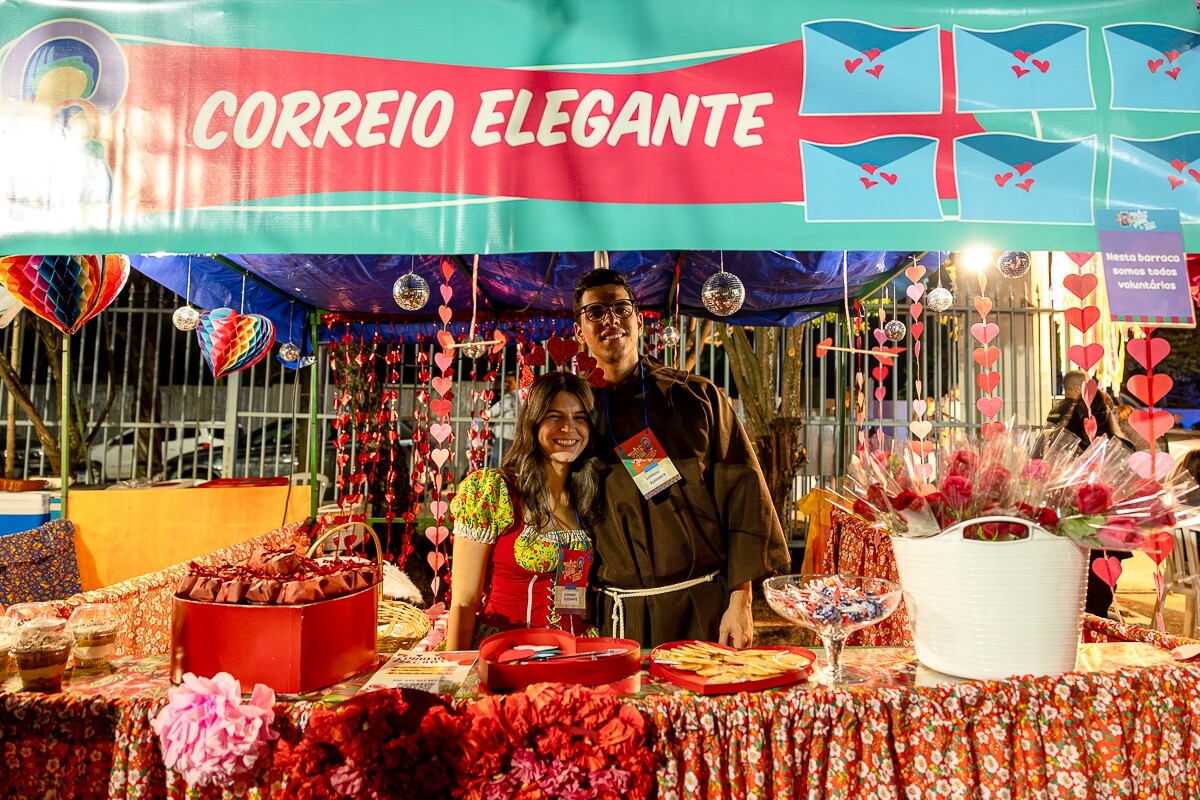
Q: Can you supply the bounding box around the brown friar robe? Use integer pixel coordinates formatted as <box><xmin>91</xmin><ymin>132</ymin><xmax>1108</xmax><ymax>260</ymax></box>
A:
<box><xmin>591</xmin><ymin>356</ymin><xmax>790</xmax><ymax>647</ymax></box>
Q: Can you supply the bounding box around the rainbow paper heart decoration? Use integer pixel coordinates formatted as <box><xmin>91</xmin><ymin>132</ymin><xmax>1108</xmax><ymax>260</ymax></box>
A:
<box><xmin>195</xmin><ymin>308</ymin><xmax>276</xmax><ymax>379</ymax></box>
<box><xmin>0</xmin><ymin>254</ymin><xmax>130</xmax><ymax>334</ymax></box>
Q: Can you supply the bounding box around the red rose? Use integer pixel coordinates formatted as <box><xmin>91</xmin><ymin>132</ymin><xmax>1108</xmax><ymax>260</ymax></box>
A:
<box><xmin>923</xmin><ymin>492</ymin><xmax>950</xmax><ymax>526</ymax></box>
<box><xmin>1035</xmin><ymin>507</ymin><xmax>1059</xmax><ymax>528</ymax></box>
<box><xmin>866</xmin><ymin>483</ymin><xmax>889</xmax><ymax>510</ymax></box>
<box><xmin>891</xmin><ymin>490</ymin><xmax>924</xmax><ymax>511</ymax></box>
<box><xmin>1096</xmin><ymin>517</ymin><xmax>1144</xmax><ymax>550</ymax></box>
<box><xmin>852</xmin><ymin>498</ymin><xmax>878</xmax><ymax>522</ymax></box>
<box><xmin>1021</xmin><ymin>458</ymin><xmax>1050</xmax><ymax>481</ymax></box>
<box><xmin>945</xmin><ymin>449</ymin><xmax>978</xmax><ymax>478</ymax></box>
<box><xmin>941</xmin><ymin>475</ymin><xmax>974</xmax><ymax>511</ymax></box>
<box><xmin>1075</xmin><ymin>483</ymin><xmax>1113</xmax><ymax>515</ymax></box>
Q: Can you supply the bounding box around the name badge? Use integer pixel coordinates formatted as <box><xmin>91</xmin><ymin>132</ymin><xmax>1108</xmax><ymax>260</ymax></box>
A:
<box><xmin>554</xmin><ymin>548</ymin><xmax>591</xmax><ymax>615</ymax></box>
<box><xmin>614</xmin><ymin>427</ymin><xmax>681</xmax><ymax>499</ymax></box>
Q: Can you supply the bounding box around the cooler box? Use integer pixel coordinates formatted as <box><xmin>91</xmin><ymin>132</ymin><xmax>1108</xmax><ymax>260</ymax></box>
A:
<box><xmin>0</xmin><ymin>491</ymin><xmax>51</xmax><ymax>536</ymax></box>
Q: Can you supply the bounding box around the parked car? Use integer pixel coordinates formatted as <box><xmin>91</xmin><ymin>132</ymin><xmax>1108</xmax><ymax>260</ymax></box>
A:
<box><xmin>32</xmin><ymin>424</ymin><xmax>225</xmax><ymax>482</ymax></box>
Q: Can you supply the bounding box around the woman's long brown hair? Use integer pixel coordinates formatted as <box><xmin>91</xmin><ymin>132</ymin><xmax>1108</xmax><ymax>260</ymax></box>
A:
<box><xmin>500</xmin><ymin>371</ymin><xmax>603</xmax><ymax>531</ymax></box>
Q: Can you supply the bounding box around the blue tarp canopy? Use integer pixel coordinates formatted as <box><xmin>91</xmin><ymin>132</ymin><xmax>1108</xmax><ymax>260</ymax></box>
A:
<box><xmin>130</xmin><ymin>250</ymin><xmax>943</xmax><ymax>358</ymax></box>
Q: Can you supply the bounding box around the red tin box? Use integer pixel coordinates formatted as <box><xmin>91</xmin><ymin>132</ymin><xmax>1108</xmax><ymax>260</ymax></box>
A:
<box><xmin>171</xmin><ymin>586</ymin><xmax>378</xmax><ymax>694</ymax></box>
<box><xmin>478</xmin><ymin>628</ymin><xmax>641</xmax><ymax>692</ymax></box>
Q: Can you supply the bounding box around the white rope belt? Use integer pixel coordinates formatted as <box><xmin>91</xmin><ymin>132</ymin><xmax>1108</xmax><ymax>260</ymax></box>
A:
<box><xmin>601</xmin><ymin>571</ymin><xmax>720</xmax><ymax>640</ymax></box>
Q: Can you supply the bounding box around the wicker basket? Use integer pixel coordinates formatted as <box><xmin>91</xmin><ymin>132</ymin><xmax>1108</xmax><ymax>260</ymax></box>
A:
<box><xmin>306</xmin><ymin>521</ymin><xmax>431</xmax><ymax>653</ymax></box>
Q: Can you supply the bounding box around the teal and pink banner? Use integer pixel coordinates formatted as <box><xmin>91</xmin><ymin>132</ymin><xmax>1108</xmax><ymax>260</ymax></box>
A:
<box><xmin>0</xmin><ymin>1</ymin><xmax>1197</xmax><ymax>254</ymax></box>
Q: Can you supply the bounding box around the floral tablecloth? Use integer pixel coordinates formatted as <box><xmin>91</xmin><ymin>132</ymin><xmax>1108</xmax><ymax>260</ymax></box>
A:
<box><xmin>1</xmin><ymin>615</ymin><xmax>1198</xmax><ymax>799</ymax></box>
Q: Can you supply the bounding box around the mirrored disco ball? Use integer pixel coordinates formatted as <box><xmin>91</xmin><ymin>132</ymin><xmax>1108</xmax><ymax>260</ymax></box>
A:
<box><xmin>997</xmin><ymin>251</ymin><xmax>1031</xmax><ymax>279</ymax></box>
<box><xmin>884</xmin><ymin>319</ymin><xmax>907</xmax><ymax>342</ymax></box>
<box><xmin>459</xmin><ymin>334</ymin><xmax>490</xmax><ymax>359</ymax></box>
<box><xmin>172</xmin><ymin>306</ymin><xmax>200</xmax><ymax>331</ymax></box>
<box><xmin>278</xmin><ymin>342</ymin><xmax>301</xmax><ymax>362</ymax></box>
<box><xmin>660</xmin><ymin>325</ymin><xmax>681</xmax><ymax>347</ymax></box>
<box><xmin>392</xmin><ymin>272</ymin><xmax>430</xmax><ymax>311</ymax></box>
<box><xmin>701</xmin><ymin>272</ymin><xmax>745</xmax><ymax>316</ymax></box>
<box><xmin>926</xmin><ymin>287</ymin><xmax>954</xmax><ymax>313</ymax></box>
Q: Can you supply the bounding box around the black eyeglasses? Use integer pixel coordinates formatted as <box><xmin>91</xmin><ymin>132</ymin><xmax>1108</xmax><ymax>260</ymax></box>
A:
<box><xmin>579</xmin><ymin>300</ymin><xmax>636</xmax><ymax>322</ymax></box>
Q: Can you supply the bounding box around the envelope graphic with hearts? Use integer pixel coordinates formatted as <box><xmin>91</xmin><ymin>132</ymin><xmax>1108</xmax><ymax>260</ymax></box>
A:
<box><xmin>955</xmin><ymin>133</ymin><xmax>1097</xmax><ymax>224</ymax></box>
<box><xmin>800</xmin><ymin>136</ymin><xmax>942</xmax><ymax>221</ymax></box>
<box><xmin>953</xmin><ymin>24</ymin><xmax>1094</xmax><ymax>112</ymax></box>
<box><xmin>800</xmin><ymin>20</ymin><xmax>942</xmax><ymax>115</ymax></box>
<box><xmin>1108</xmin><ymin>134</ymin><xmax>1200</xmax><ymax>223</ymax></box>
<box><xmin>1104</xmin><ymin>24</ymin><xmax>1200</xmax><ymax>112</ymax></box>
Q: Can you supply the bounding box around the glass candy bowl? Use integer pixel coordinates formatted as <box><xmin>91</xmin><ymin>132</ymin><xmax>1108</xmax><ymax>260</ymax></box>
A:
<box><xmin>763</xmin><ymin>574</ymin><xmax>902</xmax><ymax>685</ymax></box>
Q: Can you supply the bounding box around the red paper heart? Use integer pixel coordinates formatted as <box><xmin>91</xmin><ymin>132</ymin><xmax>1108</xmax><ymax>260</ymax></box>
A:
<box><xmin>871</xmin><ymin>365</ymin><xmax>889</xmax><ymax>382</ymax></box>
<box><xmin>910</xmin><ymin>321</ymin><xmax>924</xmax><ymax>339</ymax></box>
<box><xmin>440</xmin><ymin>257</ymin><xmax>455</xmax><ymax>281</ymax></box>
<box><xmin>1064</xmin><ymin>306</ymin><xmax>1100</xmax><ymax>334</ymax></box>
<box><xmin>574</xmin><ymin>352</ymin><xmax>598</xmax><ymax>373</ymax></box>
<box><xmin>1065</xmin><ymin>252</ymin><xmax>1094</xmax><ymax>268</ymax></box>
<box><xmin>1127</xmin><ymin>373</ymin><xmax>1173</xmax><ymax>406</ymax></box>
<box><xmin>436</xmin><ymin>330</ymin><xmax>455</xmax><ymax>349</ymax></box>
<box><xmin>1127</xmin><ymin>336</ymin><xmax>1170</xmax><ymax>370</ymax></box>
<box><xmin>546</xmin><ymin>336</ymin><xmax>580</xmax><ymax>367</ymax></box>
<box><xmin>523</xmin><ymin>345</ymin><xmax>547</xmax><ymax>366</ymax></box>
<box><xmin>1082</xmin><ymin>415</ymin><xmax>1098</xmax><ymax>441</ymax></box>
<box><xmin>428</xmin><ymin>551</ymin><xmax>448</xmax><ymax>572</ymax></box>
<box><xmin>1129</xmin><ymin>409</ymin><xmax>1174</xmax><ymax>443</ymax></box>
<box><xmin>909</xmin><ymin>302</ymin><xmax>923</xmax><ymax>319</ymax></box>
<box><xmin>976</xmin><ymin>371</ymin><xmax>1001</xmax><ymax>393</ymax></box>
<box><xmin>1142</xmin><ymin>530</ymin><xmax>1175</xmax><ymax>566</ymax></box>
<box><xmin>438</xmin><ymin>305</ymin><xmax>452</xmax><ymax>324</ymax></box>
<box><xmin>429</xmin><ymin>398</ymin><xmax>453</xmax><ymax>418</ymax></box>
<box><xmin>1063</xmin><ymin>273</ymin><xmax>1098</xmax><ymax>299</ymax></box>
<box><xmin>586</xmin><ymin>368</ymin><xmax>607</xmax><ymax>388</ymax></box>
<box><xmin>904</xmin><ymin>264</ymin><xmax>926</xmax><ymax>283</ymax></box>
<box><xmin>1092</xmin><ymin>556</ymin><xmax>1122</xmax><ymax>589</ymax></box>
<box><xmin>910</xmin><ymin>440</ymin><xmax>936</xmax><ymax>457</ymax></box>
<box><xmin>1066</xmin><ymin>342</ymin><xmax>1104</xmax><ymax>371</ymax></box>
<box><xmin>816</xmin><ymin>338</ymin><xmax>833</xmax><ymax>358</ymax></box>
<box><xmin>972</xmin><ymin>346</ymin><xmax>1001</xmax><ymax>368</ymax></box>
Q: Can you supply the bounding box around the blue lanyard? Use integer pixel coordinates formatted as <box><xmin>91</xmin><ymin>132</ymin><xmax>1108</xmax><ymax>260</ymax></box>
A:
<box><xmin>600</xmin><ymin>359</ymin><xmax>650</xmax><ymax>449</ymax></box>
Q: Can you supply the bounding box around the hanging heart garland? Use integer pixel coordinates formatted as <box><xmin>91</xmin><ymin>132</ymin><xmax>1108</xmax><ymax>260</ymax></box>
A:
<box><xmin>971</xmin><ymin>277</ymin><xmax>1003</xmax><ymax>438</ymax></box>
<box><xmin>1063</xmin><ymin>257</ymin><xmax>1106</xmax><ymax>444</ymax></box>
<box><xmin>194</xmin><ymin>308</ymin><xmax>276</xmax><ymax>379</ymax></box>
<box><xmin>0</xmin><ymin>254</ymin><xmax>130</xmax><ymax>334</ymax></box>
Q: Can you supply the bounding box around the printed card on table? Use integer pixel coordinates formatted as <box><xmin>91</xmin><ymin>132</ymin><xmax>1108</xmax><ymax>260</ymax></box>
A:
<box><xmin>800</xmin><ymin>20</ymin><xmax>943</xmax><ymax>115</ymax></box>
<box><xmin>954</xmin><ymin>133</ymin><xmax>1097</xmax><ymax>224</ymax></box>
<box><xmin>1108</xmin><ymin>133</ymin><xmax>1200</xmax><ymax>224</ymax></box>
<box><xmin>1105</xmin><ymin>24</ymin><xmax>1200</xmax><ymax>112</ymax></box>
<box><xmin>953</xmin><ymin>24</ymin><xmax>1094</xmax><ymax>112</ymax></box>
<box><xmin>358</xmin><ymin>651</ymin><xmax>478</xmax><ymax>696</ymax></box>
<box><xmin>800</xmin><ymin>136</ymin><xmax>942</xmax><ymax>222</ymax></box>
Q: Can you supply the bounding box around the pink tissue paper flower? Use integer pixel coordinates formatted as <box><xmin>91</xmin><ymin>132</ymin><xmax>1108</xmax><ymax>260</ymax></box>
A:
<box><xmin>150</xmin><ymin>671</ymin><xmax>278</xmax><ymax>788</ymax></box>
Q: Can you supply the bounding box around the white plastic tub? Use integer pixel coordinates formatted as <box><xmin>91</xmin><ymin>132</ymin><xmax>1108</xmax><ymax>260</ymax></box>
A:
<box><xmin>891</xmin><ymin>517</ymin><xmax>1088</xmax><ymax>680</ymax></box>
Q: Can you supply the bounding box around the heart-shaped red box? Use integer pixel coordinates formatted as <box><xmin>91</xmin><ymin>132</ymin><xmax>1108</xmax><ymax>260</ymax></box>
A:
<box><xmin>477</xmin><ymin>628</ymin><xmax>641</xmax><ymax>692</ymax></box>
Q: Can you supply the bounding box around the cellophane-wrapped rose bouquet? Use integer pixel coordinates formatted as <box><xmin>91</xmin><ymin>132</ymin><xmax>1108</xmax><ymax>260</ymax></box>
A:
<box><xmin>843</xmin><ymin>427</ymin><xmax>1198</xmax><ymax>548</ymax></box>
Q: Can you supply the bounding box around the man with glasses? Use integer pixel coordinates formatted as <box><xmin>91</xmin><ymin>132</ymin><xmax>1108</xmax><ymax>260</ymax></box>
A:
<box><xmin>573</xmin><ymin>268</ymin><xmax>789</xmax><ymax>648</ymax></box>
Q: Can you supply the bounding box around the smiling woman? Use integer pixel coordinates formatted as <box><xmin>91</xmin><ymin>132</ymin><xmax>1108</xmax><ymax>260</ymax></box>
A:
<box><xmin>445</xmin><ymin>371</ymin><xmax>603</xmax><ymax>650</ymax></box>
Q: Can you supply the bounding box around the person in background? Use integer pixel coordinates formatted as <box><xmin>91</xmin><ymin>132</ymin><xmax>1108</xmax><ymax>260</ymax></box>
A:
<box><xmin>573</xmin><ymin>268</ymin><xmax>790</xmax><ymax>649</ymax></box>
<box><xmin>445</xmin><ymin>372</ymin><xmax>601</xmax><ymax>650</ymax></box>
<box><xmin>1047</xmin><ymin>371</ymin><xmax>1131</xmax><ymax>618</ymax></box>
<box><xmin>487</xmin><ymin>374</ymin><xmax>519</xmax><ymax>467</ymax></box>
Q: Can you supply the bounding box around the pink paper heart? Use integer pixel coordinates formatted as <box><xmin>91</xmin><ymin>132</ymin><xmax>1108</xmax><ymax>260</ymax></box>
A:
<box><xmin>972</xmin><ymin>346</ymin><xmax>1000</xmax><ymax>368</ymax></box>
<box><xmin>976</xmin><ymin>396</ymin><xmax>1003</xmax><ymax>418</ymax></box>
<box><xmin>913</xmin><ymin>341</ymin><xmax>921</xmax><ymax>360</ymax></box>
<box><xmin>873</xmin><ymin>387</ymin><xmax>886</xmax><ymax>403</ymax></box>
<box><xmin>909</xmin><ymin>302</ymin><xmax>923</xmax><ymax>320</ymax></box>
<box><xmin>906</xmin><ymin>284</ymin><xmax>925</xmax><ymax>302</ymax></box>
<box><xmin>438</xmin><ymin>305</ymin><xmax>452</xmax><ymax>324</ymax></box>
<box><xmin>429</xmin><ymin>422</ymin><xmax>452</xmax><ymax>443</ymax></box>
<box><xmin>436</xmin><ymin>330</ymin><xmax>455</xmax><ymax>349</ymax></box>
<box><xmin>904</xmin><ymin>264</ymin><xmax>926</xmax><ymax>283</ymax></box>
<box><xmin>910</xmin><ymin>420</ymin><xmax>933</xmax><ymax>439</ymax></box>
<box><xmin>1127</xmin><ymin>337</ymin><xmax>1170</xmax><ymax>370</ymax></box>
<box><xmin>1081</xmin><ymin>379</ymin><xmax>1097</xmax><ymax>408</ymax></box>
<box><xmin>429</xmin><ymin>500</ymin><xmax>449</xmax><ymax>519</ymax></box>
<box><xmin>974</xmin><ymin>296</ymin><xmax>993</xmax><ymax>317</ymax></box>
<box><xmin>911</xmin><ymin>440</ymin><xmax>936</xmax><ymax>457</ymax></box>
<box><xmin>970</xmin><ymin>322</ymin><xmax>1000</xmax><ymax>345</ymax></box>
<box><xmin>425</xmin><ymin>525</ymin><xmax>450</xmax><ymax>547</ymax></box>
<box><xmin>430</xmin><ymin>448</ymin><xmax>450</xmax><ymax>468</ymax></box>
<box><xmin>1083</xmin><ymin>416</ymin><xmax>1098</xmax><ymax>441</ymax></box>
<box><xmin>434</xmin><ymin>352</ymin><xmax>454</xmax><ymax>372</ymax></box>
<box><xmin>912</xmin><ymin>399</ymin><xmax>928</xmax><ymax>418</ymax></box>
<box><xmin>431</xmin><ymin>376</ymin><xmax>453</xmax><ymax>396</ymax></box>
<box><xmin>976</xmin><ymin>371</ymin><xmax>1001</xmax><ymax>393</ymax></box>
<box><xmin>873</xmin><ymin>329</ymin><xmax>886</xmax><ymax>346</ymax></box>
<box><xmin>427</xmin><ymin>551</ymin><xmax>448</xmax><ymax>572</ymax></box>
<box><xmin>1092</xmin><ymin>556</ymin><xmax>1122</xmax><ymax>589</ymax></box>
<box><xmin>980</xmin><ymin>421</ymin><xmax>1006</xmax><ymax>440</ymax></box>
<box><xmin>1062</xmin><ymin>272</ymin><xmax>1098</xmax><ymax>299</ymax></box>
<box><xmin>440</xmin><ymin>284</ymin><xmax>453</xmax><ymax>303</ymax></box>
<box><xmin>1129</xmin><ymin>450</ymin><xmax>1174</xmax><ymax>481</ymax></box>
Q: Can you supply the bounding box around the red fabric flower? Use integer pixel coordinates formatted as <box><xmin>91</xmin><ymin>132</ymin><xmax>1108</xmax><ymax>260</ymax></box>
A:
<box><xmin>1076</xmin><ymin>483</ymin><xmax>1113</xmax><ymax>515</ymax></box>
